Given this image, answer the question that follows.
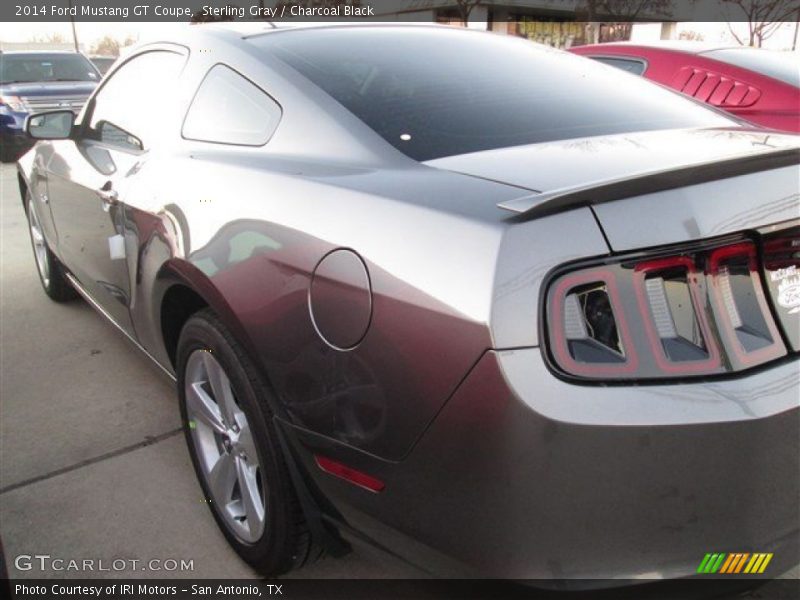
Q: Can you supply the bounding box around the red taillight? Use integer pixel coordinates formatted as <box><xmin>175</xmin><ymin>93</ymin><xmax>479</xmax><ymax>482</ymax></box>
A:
<box><xmin>633</xmin><ymin>255</ymin><xmax>721</xmax><ymax>373</ymax></box>
<box><xmin>545</xmin><ymin>236</ymin><xmax>790</xmax><ymax>381</ymax></box>
<box><xmin>314</xmin><ymin>455</ymin><xmax>385</xmax><ymax>493</ymax></box>
<box><xmin>550</xmin><ymin>268</ymin><xmax>638</xmax><ymax>377</ymax></box>
<box><xmin>761</xmin><ymin>225</ymin><xmax>800</xmax><ymax>351</ymax></box>
<box><xmin>707</xmin><ymin>242</ymin><xmax>785</xmax><ymax>368</ymax></box>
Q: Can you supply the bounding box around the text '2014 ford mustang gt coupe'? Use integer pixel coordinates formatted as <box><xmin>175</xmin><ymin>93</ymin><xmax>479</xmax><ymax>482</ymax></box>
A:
<box><xmin>16</xmin><ymin>23</ymin><xmax>800</xmax><ymax>582</ymax></box>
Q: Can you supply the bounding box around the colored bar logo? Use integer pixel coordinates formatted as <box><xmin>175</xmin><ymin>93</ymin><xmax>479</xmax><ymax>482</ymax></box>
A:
<box><xmin>697</xmin><ymin>553</ymin><xmax>773</xmax><ymax>574</ymax></box>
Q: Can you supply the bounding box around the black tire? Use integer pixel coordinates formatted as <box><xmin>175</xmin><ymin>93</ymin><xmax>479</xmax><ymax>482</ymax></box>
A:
<box><xmin>25</xmin><ymin>191</ymin><xmax>78</xmax><ymax>302</ymax></box>
<box><xmin>1</xmin><ymin>140</ymin><xmax>31</xmax><ymax>162</ymax></box>
<box><xmin>176</xmin><ymin>308</ymin><xmax>318</xmax><ymax>576</ymax></box>
<box><xmin>1</xmin><ymin>146</ymin><xmax>18</xmax><ymax>163</ymax></box>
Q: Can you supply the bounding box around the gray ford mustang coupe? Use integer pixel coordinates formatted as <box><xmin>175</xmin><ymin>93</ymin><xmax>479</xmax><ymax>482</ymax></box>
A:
<box><xmin>17</xmin><ymin>23</ymin><xmax>799</xmax><ymax>581</ymax></box>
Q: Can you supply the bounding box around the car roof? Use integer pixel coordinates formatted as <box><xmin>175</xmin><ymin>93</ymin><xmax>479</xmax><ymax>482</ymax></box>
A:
<box><xmin>198</xmin><ymin>20</ymin><xmax>448</xmax><ymax>39</ymax></box>
<box><xmin>129</xmin><ymin>22</ymin><xmax>447</xmax><ymax>51</ymax></box>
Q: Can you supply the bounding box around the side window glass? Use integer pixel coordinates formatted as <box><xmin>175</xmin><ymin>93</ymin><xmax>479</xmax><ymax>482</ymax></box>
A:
<box><xmin>592</xmin><ymin>57</ymin><xmax>647</xmax><ymax>76</ymax></box>
<box><xmin>89</xmin><ymin>50</ymin><xmax>185</xmax><ymax>151</ymax></box>
<box><xmin>183</xmin><ymin>65</ymin><xmax>282</xmax><ymax>146</ymax></box>
<box><xmin>97</xmin><ymin>121</ymin><xmax>143</xmax><ymax>152</ymax></box>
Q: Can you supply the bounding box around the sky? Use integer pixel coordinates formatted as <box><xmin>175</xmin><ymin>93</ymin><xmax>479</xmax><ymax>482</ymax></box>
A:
<box><xmin>1</xmin><ymin>20</ymin><xmax>798</xmax><ymax>52</ymax></box>
<box><xmin>677</xmin><ymin>22</ymin><xmax>799</xmax><ymax>50</ymax></box>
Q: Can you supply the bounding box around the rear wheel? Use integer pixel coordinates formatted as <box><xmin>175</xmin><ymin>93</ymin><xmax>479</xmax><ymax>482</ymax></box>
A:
<box><xmin>25</xmin><ymin>191</ymin><xmax>77</xmax><ymax>302</ymax></box>
<box><xmin>177</xmin><ymin>309</ymin><xmax>318</xmax><ymax>575</ymax></box>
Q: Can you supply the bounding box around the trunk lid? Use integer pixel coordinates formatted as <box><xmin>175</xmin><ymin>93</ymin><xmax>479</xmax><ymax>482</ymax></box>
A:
<box><xmin>426</xmin><ymin>127</ymin><xmax>800</xmax><ymax>251</ymax></box>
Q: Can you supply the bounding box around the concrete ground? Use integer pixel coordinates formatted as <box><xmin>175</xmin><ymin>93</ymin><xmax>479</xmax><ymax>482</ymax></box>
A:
<box><xmin>0</xmin><ymin>161</ymin><xmax>796</xmax><ymax>592</ymax></box>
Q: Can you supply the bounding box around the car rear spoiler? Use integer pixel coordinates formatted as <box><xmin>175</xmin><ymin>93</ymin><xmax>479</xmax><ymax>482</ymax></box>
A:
<box><xmin>497</xmin><ymin>146</ymin><xmax>800</xmax><ymax>218</ymax></box>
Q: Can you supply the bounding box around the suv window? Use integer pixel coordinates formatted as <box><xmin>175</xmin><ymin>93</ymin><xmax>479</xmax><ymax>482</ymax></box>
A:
<box><xmin>88</xmin><ymin>50</ymin><xmax>185</xmax><ymax>152</ymax></box>
<box><xmin>182</xmin><ymin>65</ymin><xmax>282</xmax><ymax>146</ymax></box>
<box><xmin>590</xmin><ymin>56</ymin><xmax>647</xmax><ymax>76</ymax></box>
<box><xmin>0</xmin><ymin>53</ymin><xmax>98</xmax><ymax>84</ymax></box>
<box><xmin>252</xmin><ymin>28</ymin><xmax>732</xmax><ymax>161</ymax></box>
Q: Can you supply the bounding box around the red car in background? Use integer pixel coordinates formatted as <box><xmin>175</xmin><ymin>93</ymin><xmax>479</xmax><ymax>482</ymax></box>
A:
<box><xmin>570</xmin><ymin>42</ymin><xmax>800</xmax><ymax>133</ymax></box>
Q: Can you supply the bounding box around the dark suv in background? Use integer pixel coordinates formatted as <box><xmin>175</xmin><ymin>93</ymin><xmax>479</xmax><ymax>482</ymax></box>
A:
<box><xmin>0</xmin><ymin>51</ymin><xmax>100</xmax><ymax>161</ymax></box>
<box><xmin>88</xmin><ymin>55</ymin><xmax>117</xmax><ymax>75</ymax></box>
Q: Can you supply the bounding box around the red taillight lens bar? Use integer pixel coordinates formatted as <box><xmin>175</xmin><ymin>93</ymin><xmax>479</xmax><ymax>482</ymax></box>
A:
<box><xmin>545</xmin><ymin>238</ymin><xmax>789</xmax><ymax>381</ymax></box>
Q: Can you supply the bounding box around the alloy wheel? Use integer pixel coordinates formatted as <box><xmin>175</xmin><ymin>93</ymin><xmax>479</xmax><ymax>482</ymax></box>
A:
<box><xmin>185</xmin><ymin>349</ymin><xmax>266</xmax><ymax>543</ymax></box>
<box><xmin>28</xmin><ymin>203</ymin><xmax>50</xmax><ymax>288</ymax></box>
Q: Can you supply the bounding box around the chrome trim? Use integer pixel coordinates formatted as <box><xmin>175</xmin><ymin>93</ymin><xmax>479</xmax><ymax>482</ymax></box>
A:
<box><xmin>64</xmin><ymin>272</ymin><xmax>176</xmax><ymax>382</ymax></box>
<box><xmin>21</xmin><ymin>94</ymin><xmax>89</xmax><ymax>114</ymax></box>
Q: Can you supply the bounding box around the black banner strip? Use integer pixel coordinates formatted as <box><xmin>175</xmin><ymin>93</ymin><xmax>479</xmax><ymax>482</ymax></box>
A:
<box><xmin>2</xmin><ymin>0</ymin><xmax>798</xmax><ymax>23</ymax></box>
<box><xmin>5</xmin><ymin>578</ymin><xmax>800</xmax><ymax>600</ymax></box>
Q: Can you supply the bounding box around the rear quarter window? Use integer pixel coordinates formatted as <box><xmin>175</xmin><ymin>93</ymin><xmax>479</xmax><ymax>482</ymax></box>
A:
<box><xmin>182</xmin><ymin>65</ymin><xmax>282</xmax><ymax>146</ymax></box>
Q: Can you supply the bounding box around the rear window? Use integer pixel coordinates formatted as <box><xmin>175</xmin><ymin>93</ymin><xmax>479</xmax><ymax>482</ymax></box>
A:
<box><xmin>702</xmin><ymin>48</ymin><xmax>800</xmax><ymax>88</ymax></box>
<box><xmin>0</xmin><ymin>53</ymin><xmax>99</xmax><ymax>84</ymax></box>
<box><xmin>252</xmin><ymin>27</ymin><xmax>732</xmax><ymax>161</ymax></box>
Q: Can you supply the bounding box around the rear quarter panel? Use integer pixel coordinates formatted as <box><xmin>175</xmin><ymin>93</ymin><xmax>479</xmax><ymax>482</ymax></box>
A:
<box><xmin>127</xmin><ymin>151</ymin><xmax>537</xmax><ymax>461</ymax></box>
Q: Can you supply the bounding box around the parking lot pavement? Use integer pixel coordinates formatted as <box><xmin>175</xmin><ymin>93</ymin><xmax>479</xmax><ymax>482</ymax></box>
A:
<box><xmin>0</xmin><ymin>162</ymin><xmax>796</xmax><ymax>588</ymax></box>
